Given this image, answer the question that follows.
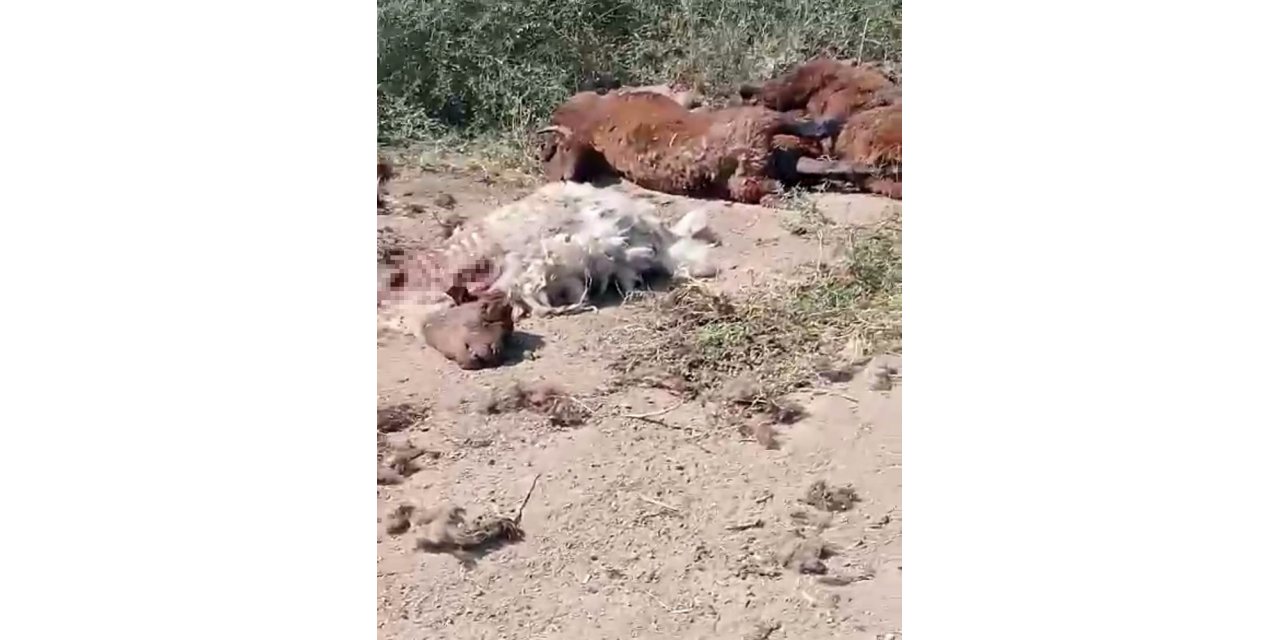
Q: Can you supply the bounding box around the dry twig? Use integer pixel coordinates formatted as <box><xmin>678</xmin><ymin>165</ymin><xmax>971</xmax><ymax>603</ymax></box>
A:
<box><xmin>637</xmin><ymin>494</ymin><xmax>681</xmax><ymax>513</ymax></box>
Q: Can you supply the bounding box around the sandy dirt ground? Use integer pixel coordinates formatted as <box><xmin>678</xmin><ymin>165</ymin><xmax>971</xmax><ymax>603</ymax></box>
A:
<box><xmin>377</xmin><ymin>165</ymin><xmax>902</xmax><ymax>640</ymax></box>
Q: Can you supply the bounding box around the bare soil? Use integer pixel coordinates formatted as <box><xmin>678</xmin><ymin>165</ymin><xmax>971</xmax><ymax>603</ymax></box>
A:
<box><xmin>377</xmin><ymin>165</ymin><xmax>903</xmax><ymax>640</ymax></box>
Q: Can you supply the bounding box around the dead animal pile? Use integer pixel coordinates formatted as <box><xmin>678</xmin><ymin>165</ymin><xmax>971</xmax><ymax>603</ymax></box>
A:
<box><xmin>536</xmin><ymin>90</ymin><xmax>845</xmax><ymax>205</ymax></box>
<box><xmin>377</xmin><ymin>182</ymin><xmax>718</xmax><ymax>369</ymax></box>
<box><xmin>740</xmin><ymin>57</ymin><xmax>903</xmax><ymax>198</ymax></box>
<box><xmin>532</xmin><ymin>58</ymin><xmax>901</xmax><ymax>205</ymax></box>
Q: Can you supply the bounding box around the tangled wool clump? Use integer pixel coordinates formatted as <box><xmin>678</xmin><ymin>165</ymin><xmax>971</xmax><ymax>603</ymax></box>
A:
<box><xmin>447</xmin><ymin>181</ymin><xmax>717</xmax><ymax>316</ymax></box>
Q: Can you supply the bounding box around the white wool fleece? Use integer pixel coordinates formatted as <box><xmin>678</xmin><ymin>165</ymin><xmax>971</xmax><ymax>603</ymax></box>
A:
<box><xmin>472</xmin><ymin>182</ymin><xmax>717</xmax><ymax>315</ymax></box>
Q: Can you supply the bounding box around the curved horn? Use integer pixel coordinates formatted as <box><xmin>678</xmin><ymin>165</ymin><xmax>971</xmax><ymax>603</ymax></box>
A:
<box><xmin>535</xmin><ymin>125</ymin><xmax>572</xmax><ymax>137</ymax></box>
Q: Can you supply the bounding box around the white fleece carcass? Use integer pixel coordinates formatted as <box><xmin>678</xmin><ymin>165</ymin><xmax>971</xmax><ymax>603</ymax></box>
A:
<box><xmin>463</xmin><ymin>181</ymin><xmax>716</xmax><ymax>315</ymax></box>
<box><xmin>378</xmin><ymin>182</ymin><xmax>717</xmax><ymax>338</ymax></box>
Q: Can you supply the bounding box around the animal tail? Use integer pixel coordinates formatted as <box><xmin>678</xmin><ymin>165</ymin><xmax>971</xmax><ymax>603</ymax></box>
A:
<box><xmin>779</xmin><ymin>116</ymin><xmax>845</xmax><ymax>140</ymax></box>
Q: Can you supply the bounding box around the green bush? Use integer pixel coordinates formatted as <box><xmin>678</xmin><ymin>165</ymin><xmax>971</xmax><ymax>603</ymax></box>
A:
<box><xmin>378</xmin><ymin>0</ymin><xmax>901</xmax><ymax>153</ymax></box>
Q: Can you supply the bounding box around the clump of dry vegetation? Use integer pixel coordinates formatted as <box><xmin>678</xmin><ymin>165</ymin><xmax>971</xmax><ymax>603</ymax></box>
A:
<box><xmin>408</xmin><ymin>474</ymin><xmax>540</xmax><ymax>561</ymax></box>
<box><xmin>777</xmin><ymin>190</ymin><xmax>834</xmax><ymax>237</ymax></box>
<box><xmin>803</xmin><ymin>480</ymin><xmax>861</xmax><ymax>511</ymax></box>
<box><xmin>377</xmin><ymin>442</ymin><xmax>434</xmax><ymax>485</ymax></box>
<box><xmin>778</xmin><ymin>534</ymin><xmax>837</xmax><ymax>575</ymax></box>
<box><xmin>384</xmin><ymin>503</ymin><xmax>415</xmax><ymax>535</ymax></box>
<box><xmin>377</xmin><ymin>402</ymin><xmax>429</xmax><ymax>432</ymax></box>
<box><xmin>612</xmin><ymin>211</ymin><xmax>901</xmax><ymax>407</ymax></box>
<box><xmin>479</xmin><ymin>381</ymin><xmax>593</xmax><ymax>427</ymax></box>
<box><xmin>414</xmin><ymin>505</ymin><xmax>526</xmax><ymax>555</ymax></box>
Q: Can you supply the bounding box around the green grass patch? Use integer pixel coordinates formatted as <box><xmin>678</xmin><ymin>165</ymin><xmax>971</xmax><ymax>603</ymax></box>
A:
<box><xmin>378</xmin><ymin>0</ymin><xmax>902</xmax><ymax>163</ymax></box>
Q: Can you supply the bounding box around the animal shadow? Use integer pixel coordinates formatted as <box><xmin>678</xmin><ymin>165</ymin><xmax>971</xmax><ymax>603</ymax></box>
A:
<box><xmin>588</xmin><ymin>272</ymin><xmax>681</xmax><ymax>312</ymax></box>
<box><xmin>500</xmin><ymin>331</ymin><xmax>545</xmax><ymax>366</ymax></box>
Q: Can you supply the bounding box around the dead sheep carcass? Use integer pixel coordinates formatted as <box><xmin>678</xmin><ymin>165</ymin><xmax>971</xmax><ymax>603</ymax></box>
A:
<box><xmin>741</xmin><ymin>58</ymin><xmax>903</xmax><ymax>198</ymax></box>
<box><xmin>378</xmin><ymin>182</ymin><xmax>717</xmax><ymax>368</ymax></box>
<box><xmin>536</xmin><ymin>90</ymin><xmax>844</xmax><ymax>205</ymax></box>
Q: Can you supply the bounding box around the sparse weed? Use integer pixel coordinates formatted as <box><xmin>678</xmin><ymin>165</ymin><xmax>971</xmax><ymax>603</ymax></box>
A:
<box><xmin>612</xmin><ymin>209</ymin><xmax>902</xmax><ymax>404</ymax></box>
<box><xmin>777</xmin><ymin>190</ymin><xmax>833</xmax><ymax>236</ymax></box>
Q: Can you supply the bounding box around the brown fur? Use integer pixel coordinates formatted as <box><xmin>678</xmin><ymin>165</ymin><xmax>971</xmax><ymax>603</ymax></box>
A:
<box><xmin>421</xmin><ymin>293</ymin><xmax>514</xmax><ymax>370</ymax></box>
<box><xmin>539</xmin><ymin>91</ymin><xmax>837</xmax><ymax>204</ymax></box>
<box><xmin>831</xmin><ymin>103</ymin><xmax>902</xmax><ymax>198</ymax></box>
<box><xmin>769</xmin><ymin>134</ymin><xmax>824</xmax><ymax>158</ymax></box>
<box><xmin>743</xmin><ymin>58</ymin><xmax>903</xmax><ymax>199</ymax></box>
<box><xmin>742</xmin><ymin>57</ymin><xmax>899</xmax><ymax>119</ymax></box>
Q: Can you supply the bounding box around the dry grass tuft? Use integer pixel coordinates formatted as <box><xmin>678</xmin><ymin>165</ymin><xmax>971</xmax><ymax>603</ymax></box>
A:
<box><xmin>480</xmin><ymin>381</ymin><xmax>593</xmax><ymax>427</ymax></box>
<box><xmin>803</xmin><ymin>480</ymin><xmax>860</xmax><ymax>511</ymax></box>
<box><xmin>377</xmin><ymin>402</ymin><xmax>429</xmax><ymax>433</ymax></box>
<box><xmin>611</xmin><ymin>211</ymin><xmax>901</xmax><ymax>407</ymax></box>
<box><xmin>777</xmin><ymin>190</ymin><xmax>834</xmax><ymax>237</ymax></box>
<box><xmin>414</xmin><ymin>505</ymin><xmax>526</xmax><ymax>558</ymax></box>
<box><xmin>385</xmin><ymin>504</ymin><xmax>415</xmax><ymax>535</ymax></box>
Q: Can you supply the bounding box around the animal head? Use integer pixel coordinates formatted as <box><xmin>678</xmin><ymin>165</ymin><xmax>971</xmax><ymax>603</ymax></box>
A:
<box><xmin>536</xmin><ymin>125</ymin><xmax>576</xmax><ymax>181</ymax></box>
<box><xmin>535</xmin><ymin>124</ymin><xmax>613</xmax><ymax>184</ymax></box>
<box><xmin>536</xmin><ymin>91</ymin><xmax>606</xmax><ymax>182</ymax></box>
<box><xmin>421</xmin><ymin>291</ymin><xmax>515</xmax><ymax>370</ymax></box>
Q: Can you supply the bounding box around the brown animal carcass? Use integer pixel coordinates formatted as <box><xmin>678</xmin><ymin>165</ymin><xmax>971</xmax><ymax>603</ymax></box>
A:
<box><xmin>742</xmin><ymin>58</ymin><xmax>903</xmax><ymax>198</ymax></box>
<box><xmin>537</xmin><ymin>90</ymin><xmax>843</xmax><ymax>205</ymax></box>
<box><xmin>830</xmin><ymin>103</ymin><xmax>901</xmax><ymax>198</ymax></box>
